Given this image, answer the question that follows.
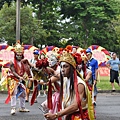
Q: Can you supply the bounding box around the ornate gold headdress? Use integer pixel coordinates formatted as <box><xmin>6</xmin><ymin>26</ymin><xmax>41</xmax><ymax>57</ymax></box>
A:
<box><xmin>13</xmin><ymin>40</ymin><xmax>24</xmax><ymax>53</ymax></box>
<box><xmin>59</xmin><ymin>52</ymin><xmax>76</xmax><ymax>68</ymax></box>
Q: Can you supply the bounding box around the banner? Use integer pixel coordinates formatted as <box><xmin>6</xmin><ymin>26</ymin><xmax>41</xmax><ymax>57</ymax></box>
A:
<box><xmin>98</xmin><ymin>67</ymin><xmax>110</xmax><ymax>76</ymax></box>
<box><xmin>24</xmin><ymin>50</ymin><xmax>34</xmax><ymax>61</ymax></box>
<box><xmin>0</xmin><ymin>50</ymin><xmax>14</xmax><ymax>61</ymax></box>
<box><xmin>89</xmin><ymin>45</ymin><xmax>111</xmax><ymax>66</ymax></box>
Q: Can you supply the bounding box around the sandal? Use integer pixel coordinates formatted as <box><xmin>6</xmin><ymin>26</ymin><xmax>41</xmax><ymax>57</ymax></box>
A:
<box><xmin>19</xmin><ymin>108</ymin><xmax>30</xmax><ymax>112</ymax></box>
<box><xmin>34</xmin><ymin>100</ymin><xmax>38</xmax><ymax>103</ymax></box>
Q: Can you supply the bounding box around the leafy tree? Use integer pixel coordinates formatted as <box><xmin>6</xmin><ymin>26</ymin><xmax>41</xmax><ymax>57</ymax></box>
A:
<box><xmin>0</xmin><ymin>2</ymin><xmax>16</xmax><ymax>45</ymax></box>
<box><xmin>27</xmin><ymin>0</ymin><xmax>63</xmax><ymax>47</ymax></box>
<box><xmin>0</xmin><ymin>0</ymin><xmax>13</xmax><ymax>9</ymax></box>
<box><xmin>60</xmin><ymin>0</ymin><xmax>120</xmax><ymax>51</ymax></box>
<box><xmin>0</xmin><ymin>0</ymin><xmax>120</xmax><ymax>52</ymax></box>
<box><xmin>0</xmin><ymin>2</ymin><xmax>48</xmax><ymax>46</ymax></box>
<box><xmin>112</xmin><ymin>15</ymin><xmax>120</xmax><ymax>57</ymax></box>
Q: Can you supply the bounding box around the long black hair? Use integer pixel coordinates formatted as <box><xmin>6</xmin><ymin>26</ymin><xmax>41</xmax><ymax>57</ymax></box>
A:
<box><xmin>59</xmin><ymin>65</ymin><xmax>75</xmax><ymax>104</ymax></box>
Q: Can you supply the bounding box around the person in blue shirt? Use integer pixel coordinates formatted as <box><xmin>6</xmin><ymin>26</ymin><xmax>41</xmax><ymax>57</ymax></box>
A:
<box><xmin>106</xmin><ymin>52</ymin><xmax>120</xmax><ymax>91</ymax></box>
<box><xmin>86</xmin><ymin>48</ymin><xmax>98</xmax><ymax>106</ymax></box>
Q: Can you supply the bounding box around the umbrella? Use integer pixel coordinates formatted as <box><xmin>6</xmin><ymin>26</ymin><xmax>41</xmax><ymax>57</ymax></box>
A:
<box><xmin>41</xmin><ymin>46</ymin><xmax>55</xmax><ymax>54</ymax></box>
<box><xmin>0</xmin><ymin>45</ymin><xmax>14</xmax><ymax>51</ymax></box>
<box><xmin>89</xmin><ymin>45</ymin><xmax>111</xmax><ymax>66</ymax></box>
<box><xmin>23</xmin><ymin>45</ymin><xmax>39</xmax><ymax>61</ymax></box>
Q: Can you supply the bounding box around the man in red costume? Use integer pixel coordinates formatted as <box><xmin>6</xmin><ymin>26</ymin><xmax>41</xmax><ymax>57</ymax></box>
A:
<box><xmin>9</xmin><ymin>41</ymin><xmax>31</xmax><ymax>115</ymax></box>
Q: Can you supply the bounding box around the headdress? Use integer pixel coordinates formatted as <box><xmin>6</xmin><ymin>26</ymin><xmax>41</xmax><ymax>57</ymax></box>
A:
<box><xmin>65</xmin><ymin>45</ymin><xmax>72</xmax><ymax>53</ymax></box>
<box><xmin>13</xmin><ymin>40</ymin><xmax>24</xmax><ymax>53</ymax></box>
<box><xmin>80</xmin><ymin>49</ymin><xmax>88</xmax><ymax>61</ymax></box>
<box><xmin>59</xmin><ymin>52</ymin><xmax>76</xmax><ymax>68</ymax></box>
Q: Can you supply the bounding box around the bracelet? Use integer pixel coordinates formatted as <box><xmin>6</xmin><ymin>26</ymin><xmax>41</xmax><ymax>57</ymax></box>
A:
<box><xmin>55</xmin><ymin>112</ymin><xmax>58</xmax><ymax>118</ymax></box>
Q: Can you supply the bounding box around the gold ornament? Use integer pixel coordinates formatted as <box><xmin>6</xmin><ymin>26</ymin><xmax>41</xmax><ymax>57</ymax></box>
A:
<box><xmin>59</xmin><ymin>52</ymin><xmax>76</xmax><ymax>68</ymax></box>
<box><xmin>13</xmin><ymin>40</ymin><xmax>24</xmax><ymax>53</ymax></box>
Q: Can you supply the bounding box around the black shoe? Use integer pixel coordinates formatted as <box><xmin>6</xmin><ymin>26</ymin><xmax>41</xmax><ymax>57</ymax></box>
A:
<box><xmin>93</xmin><ymin>102</ymin><xmax>96</xmax><ymax>107</ymax></box>
<box><xmin>112</xmin><ymin>90</ymin><xmax>116</xmax><ymax>92</ymax></box>
<box><xmin>25</xmin><ymin>100</ymin><xmax>29</xmax><ymax>102</ymax></box>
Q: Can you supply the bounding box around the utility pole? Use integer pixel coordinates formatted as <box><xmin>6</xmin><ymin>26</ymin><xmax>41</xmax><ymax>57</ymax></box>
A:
<box><xmin>16</xmin><ymin>0</ymin><xmax>20</xmax><ymax>41</ymax></box>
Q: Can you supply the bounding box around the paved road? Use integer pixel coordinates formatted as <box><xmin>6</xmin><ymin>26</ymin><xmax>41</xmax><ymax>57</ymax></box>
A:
<box><xmin>0</xmin><ymin>92</ymin><xmax>120</xmax><ymax>120</ymax></box>
<box><xmin>95</xmin><ymin>92</ymin><xmax>120</xmax><ymax>120</ymax></box>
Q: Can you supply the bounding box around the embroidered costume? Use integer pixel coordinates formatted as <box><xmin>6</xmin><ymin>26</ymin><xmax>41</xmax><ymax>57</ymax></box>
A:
<box><xmin>6</xmin><ymin>41</ymin><xmax>31</xmax><ymax>115</ymax></box>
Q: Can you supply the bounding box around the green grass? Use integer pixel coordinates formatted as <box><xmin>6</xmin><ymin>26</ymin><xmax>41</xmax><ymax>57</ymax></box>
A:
<box><xmin>97</xmin><ymin>76</ymin><xmax>120</xmax><ymax>90</ymax></box>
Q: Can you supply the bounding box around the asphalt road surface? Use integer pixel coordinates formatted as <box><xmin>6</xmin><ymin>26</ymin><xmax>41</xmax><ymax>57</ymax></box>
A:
<box><xmin>0</xmin><ymin>92</ymin><xmax>120</xmax><ymax>120</ymax></box>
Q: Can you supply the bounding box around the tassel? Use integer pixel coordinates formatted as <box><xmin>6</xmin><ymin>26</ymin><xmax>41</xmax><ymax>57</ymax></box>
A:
<box><xmin>47</xmin><ymin>79</ymin><xmax>53</xmax><ymax>109</ymax></box>
<box><xmin>5</xmin><ymin>88</ymin><xmax>11</xmax><ymax>104</ymax></box>
<box><xmin>30</xmin><ymin>80</ymin><xmax>38</xmax><ymax>105</ymax></box>
<box><xmin>74</xmin><ymin>70</ymin><xmax>84</xmax><ymax>120</ymax></box>
<box><xmin>86</xmin><ymin>86</ymin><xmax>94</xmax><ymax>120</ymax></box>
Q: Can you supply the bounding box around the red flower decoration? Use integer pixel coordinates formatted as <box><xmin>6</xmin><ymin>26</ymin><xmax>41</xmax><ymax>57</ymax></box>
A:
<box><xmin>36</xmin><ymin>58</ymin><xmax>49</xmax><ymax>69</ymax></box>
<box><xmin>72</xmin><ymin>53</ymin><xmax>82</xmax><ymax>65</ymax></box>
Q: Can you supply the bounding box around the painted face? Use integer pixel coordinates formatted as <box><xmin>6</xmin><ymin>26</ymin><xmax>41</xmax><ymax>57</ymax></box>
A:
<box><xmin>60</xmin><ymin>62</ymin><xmax>71</xmax><ymax>77</ymax></box>
<box><xmin>48</xmin><ymin>56</ymin><xmax>57</xmax><ymax>67</ymax></box>
<box><xmin>16</xmin><ymin>52</ymin><xmax>23</xmax><ymax>61</ymax></box>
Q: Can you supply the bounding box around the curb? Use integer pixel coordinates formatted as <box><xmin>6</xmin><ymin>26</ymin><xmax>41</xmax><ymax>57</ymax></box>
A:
<box><xmin>0</xmin><ymin>90</ymin><xmax>120</xmax><ymax>94</ymax></box>
<box><xmin>98</xmin><ymin>90</ymin><xmax>120</xmax><ymax>93</ymax></box>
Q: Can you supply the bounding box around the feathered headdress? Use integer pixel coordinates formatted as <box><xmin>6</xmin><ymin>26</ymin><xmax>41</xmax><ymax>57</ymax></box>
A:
<box><xmin>13</xmin><ymin>40</ymin><xmax>24</xmax><ymax>53</ymax></box>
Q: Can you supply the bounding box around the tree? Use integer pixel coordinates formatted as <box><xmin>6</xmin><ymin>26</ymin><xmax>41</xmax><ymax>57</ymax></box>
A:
<box><xmin>59</xmin><ymin>0</ymin><xmax>120</xmax><ymax>51</ymax></box>
<box><xmin>0</xmin><ymin>0</ymin><xmax>120</xmax><ymax>52</ymax></box>
<box><xmin>0</xmin><ymin>2</ymin><xmax>48</xmax><ymax>46</ymax></box>
<box><xmin>27</xmin><ymin>0</ymin><xmax>63</xmax><ymax>47</ymax></box>
<box><xmin>0</xmin><ymin>2</ymin><xmax>16</xmax><ymax>45</ymax></box>
<box><xmin>0</xmin><ymin>0</ymin><xmax>12</xmax><ymax>9</ymax></box>
<box><xmin>112</xmin><ymin>14</ymin><xmax>120</xmax><ymax>57</ymax></box>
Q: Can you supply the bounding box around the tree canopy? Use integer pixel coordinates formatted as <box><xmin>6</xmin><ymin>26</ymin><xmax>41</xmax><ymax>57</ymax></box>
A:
<box><xmin>0</xmin><ymin>0</ymin><xmax>120</xmax><ymax>55</ymax></box>
<box><xmin>0</xmin><ymin>2</ymin><xmax>49</xmax><ymax>47</ymax></box>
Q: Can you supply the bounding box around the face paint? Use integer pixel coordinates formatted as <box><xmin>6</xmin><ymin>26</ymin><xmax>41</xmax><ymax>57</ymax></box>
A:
<box><xmin>60</xmin><ymin>62</ymin><xmax>70</xmax><ymax>77</ymax></box>
<box><xmin>48</xmin><ymin>56</ymin><xmax>57</xmax><ymax>67</ymax></box>
<box><xmin>86</xmin><ymin>53</ymin><xmax>92</xmax><ymax>60</ymax></box>
<box><xmin>16</xmin><ymin>52</ymin><xmax>23</xmax><ymax>61</ymax></box>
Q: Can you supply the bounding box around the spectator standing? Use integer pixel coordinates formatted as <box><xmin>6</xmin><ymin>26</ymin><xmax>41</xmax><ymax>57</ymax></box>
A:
<box><xmin>106</xmin><ymin>53</ymin><xmax>120</xmax><ymax>91</ymax></box>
